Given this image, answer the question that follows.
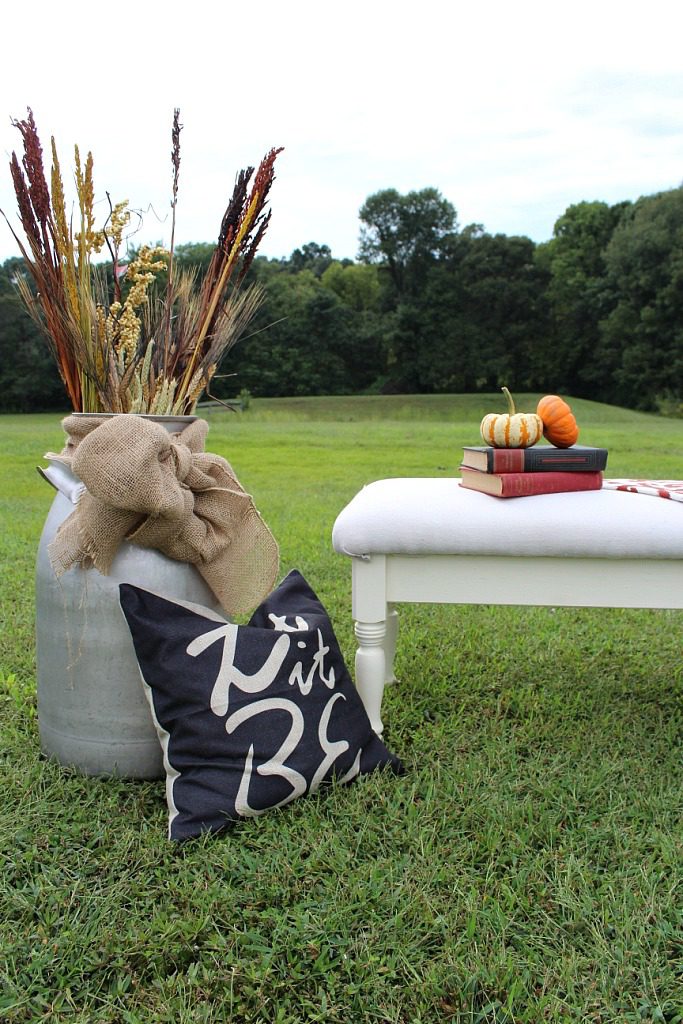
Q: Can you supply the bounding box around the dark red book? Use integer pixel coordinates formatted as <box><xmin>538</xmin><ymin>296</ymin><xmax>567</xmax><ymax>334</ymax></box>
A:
<box><xmin>459</xmin><ymin>467</ymin><xmax>603</xmax><ymax>498</ymax></box>
<box><xmin>462</xmin><ymin>444</ymin><xmax>608</xmax><ymax>473</ymax></box>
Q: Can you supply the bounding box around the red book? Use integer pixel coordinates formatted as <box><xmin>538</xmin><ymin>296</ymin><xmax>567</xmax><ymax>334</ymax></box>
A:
<box><xmin>459</xmin><ymin>467</ymin><xmax>603</xmax><ymax>498</ymax></box>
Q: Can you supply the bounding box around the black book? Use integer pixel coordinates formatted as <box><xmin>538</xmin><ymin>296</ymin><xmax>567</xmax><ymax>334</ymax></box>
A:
<box><xmin>461</xmin><ymin>444</ymin><xmax>608</xmax><ymax>473</ymax></box>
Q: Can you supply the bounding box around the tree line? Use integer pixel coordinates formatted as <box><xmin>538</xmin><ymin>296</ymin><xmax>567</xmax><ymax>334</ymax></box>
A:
<box><xmin>1</xmin><ymin>184</ymin><xmax>682</xmax><ymax>413</ymax></box>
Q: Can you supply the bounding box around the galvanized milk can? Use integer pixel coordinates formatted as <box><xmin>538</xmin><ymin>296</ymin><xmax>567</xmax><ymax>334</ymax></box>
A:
<box><xmin>35</xmin><ymin>415</ymin><xmax>224</xmax><ymax>779</ymax></box>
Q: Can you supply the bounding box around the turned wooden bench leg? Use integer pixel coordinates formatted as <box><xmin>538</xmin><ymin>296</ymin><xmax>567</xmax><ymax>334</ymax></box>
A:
<box><xmin>351</xmin><ymin>555</ymin><xmax>390</xmax><ymax>735</ymax></box>
<box><xmin>353</xmin><ymin>607</ymin><xmax>397</xmax><ymax>735</ymax></box>
<box><xmin>354</xmin><ymin>620</ymin><xmax>387</xmax><ymax>735</ymax></box>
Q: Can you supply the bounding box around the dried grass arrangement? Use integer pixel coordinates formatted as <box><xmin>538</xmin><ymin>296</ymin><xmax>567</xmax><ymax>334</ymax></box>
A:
<box><xmin>2</xmin><ymin>108</ymin><xmax>282</xmax><ymax>413</ymax></box>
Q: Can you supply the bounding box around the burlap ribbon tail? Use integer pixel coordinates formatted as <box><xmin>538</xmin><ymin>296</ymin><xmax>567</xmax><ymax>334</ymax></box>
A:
<box><xmin>46</xmin><ymin>414</ymin><xmax>279</xmax><ymax>616</ymax></box>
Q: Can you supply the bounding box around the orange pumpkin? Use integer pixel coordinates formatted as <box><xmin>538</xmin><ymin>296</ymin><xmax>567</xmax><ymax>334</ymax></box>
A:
<box><xmin>536</xmin><ymin>394</ymin><xmax>579</xmax><ymax>448</ymax></box>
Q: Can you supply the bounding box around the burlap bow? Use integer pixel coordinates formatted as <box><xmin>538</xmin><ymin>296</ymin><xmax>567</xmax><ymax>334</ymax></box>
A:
<box><xmin>47</xmin><ymin>414</ymin><xmax>279</xmax><ymax>615</ymax></box>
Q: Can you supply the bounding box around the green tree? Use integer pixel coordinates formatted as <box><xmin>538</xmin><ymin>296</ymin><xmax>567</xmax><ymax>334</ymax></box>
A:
<box><xmin>174</xmin><ymin>242</ymin><xmax>216</xmax><ymax>276</ymax></box>
<box><xmin>0</xmin><ymin>258</ymin><xmax>66</xmax><ymax>411</ymax></box>
<box><xmin>225</xmin><ymin>270</ymin><xmax>357</xmax><ymax>397</ymax></box>
<box><xmin>600</xmin><ymin>188</ymin><xmax>683</xmax><ymax>409</ymax></box>
<box><xmin>217</xmin><ymin>251</ymin><xmax>389</xmax><ymax>397</ymax></box>
<box><xmin>385</xmin><ymin>232</ymin><xmax>548</xmax><ymax>394</ymax></box>
<box><xmin>321</xmin><ymin>261</ymin><xmax>381</xmax><ymax>312</ymax></box>
<box><xmin>457</xmin><ymin>232</ymin><xmax>549</xmax><ymax>391</ymax></box>
<box><xmin>358</xmin><ymin>188</ymin><xmax>457</xmax><ymax>297</ymax></box>
<box><xmin>288</xmin><ymin>242</ymin><xmax>334</xmax><ymax>277</ymax></box>
<box><xmin>536</xmin><ymin>200</ymin><xmax>629</xmax><ymax>397</ymax></box>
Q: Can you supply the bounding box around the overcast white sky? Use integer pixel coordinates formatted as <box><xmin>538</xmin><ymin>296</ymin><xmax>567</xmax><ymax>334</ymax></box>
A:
<box><xmin>1</xmin><ymin>0</ymin><xmax>682</xmax><ymax>264</ymax></box>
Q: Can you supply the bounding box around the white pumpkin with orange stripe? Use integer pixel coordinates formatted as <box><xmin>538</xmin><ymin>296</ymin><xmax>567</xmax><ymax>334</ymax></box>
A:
<box><xmin>480</xmin><ymin>387</ymin><xmax>543</xmax><ymax>449</ymax></box>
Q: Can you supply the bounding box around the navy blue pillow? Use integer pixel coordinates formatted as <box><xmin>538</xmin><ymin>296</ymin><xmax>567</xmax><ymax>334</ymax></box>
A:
<box><xmin>119</xmin><ymin>570</ymin><xmax>403</xmax><ymax>840</ymax></box>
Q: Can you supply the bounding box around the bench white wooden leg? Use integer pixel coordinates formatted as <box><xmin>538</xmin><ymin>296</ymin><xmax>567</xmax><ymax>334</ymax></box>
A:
<box><xmin>354</xmin><ymin>620</ymin><xmax>386</xmax><ymax>735</ymax></box>
<box><xmin>353</xmin><ymin>608</ymin><xmax>397</xmax><ymax>734</ymax></box>
<box><xmin>384</xmin><ymin>605</ymin><xmax>399</xmax><ymax>684</ymax></box>
<box><xmin>350</xmin><ymin>556</ymin><xmax>390</xmax><ymax>734</ymax></box>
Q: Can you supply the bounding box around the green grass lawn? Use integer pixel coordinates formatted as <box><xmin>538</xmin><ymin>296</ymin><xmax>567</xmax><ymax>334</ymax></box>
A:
<box><xmin>1</xmin><ymin>394</ymin><xmax>682</xmax><ymax>1024</ymax></box>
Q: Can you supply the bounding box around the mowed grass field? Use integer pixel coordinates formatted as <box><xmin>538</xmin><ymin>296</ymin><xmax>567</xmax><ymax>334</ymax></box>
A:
<box><xmin>1</xmin><ymin>394</ymin><xmax>682</xmax><ymax>1024</ymax></box>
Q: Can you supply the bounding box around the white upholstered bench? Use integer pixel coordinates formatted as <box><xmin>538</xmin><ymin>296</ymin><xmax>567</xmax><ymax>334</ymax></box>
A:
<box><xmin>332</xmin><ymin>478</ymin><xmax>683</xmax><ymax>735</ymax></box>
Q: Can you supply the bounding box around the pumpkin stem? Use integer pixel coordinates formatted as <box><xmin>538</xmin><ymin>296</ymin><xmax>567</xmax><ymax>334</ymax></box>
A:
<box><xmin>501</xmin><ymin>386</ymin><xmax>515</xmax><ymax>415</ymax></box>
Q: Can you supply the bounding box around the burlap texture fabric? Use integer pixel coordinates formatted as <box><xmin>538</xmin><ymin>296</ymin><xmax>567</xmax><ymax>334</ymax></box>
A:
<box><xmin>47</xmin><ymin>414</ymin><xmax>279</xmax><ymax>616</ymax></box>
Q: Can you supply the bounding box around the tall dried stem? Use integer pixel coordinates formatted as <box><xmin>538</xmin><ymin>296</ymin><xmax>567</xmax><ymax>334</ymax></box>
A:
<box><xmin>163</xmin><ymin>109</ymin><xmax>182</xmax><ymax>367</ymax></box>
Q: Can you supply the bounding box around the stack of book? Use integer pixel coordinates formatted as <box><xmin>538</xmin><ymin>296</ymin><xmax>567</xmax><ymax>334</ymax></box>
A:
<box><xmin>459</xmin><ymin>444</ymin><xmax>608</xmax><ymax>497</ymax></box>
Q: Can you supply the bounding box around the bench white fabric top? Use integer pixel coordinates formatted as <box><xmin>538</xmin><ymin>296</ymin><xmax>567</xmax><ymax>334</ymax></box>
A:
<box><xmin>332</xmin><ymin>478</ymin><xmax>683</xmax><ymax>560</ymax></box>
